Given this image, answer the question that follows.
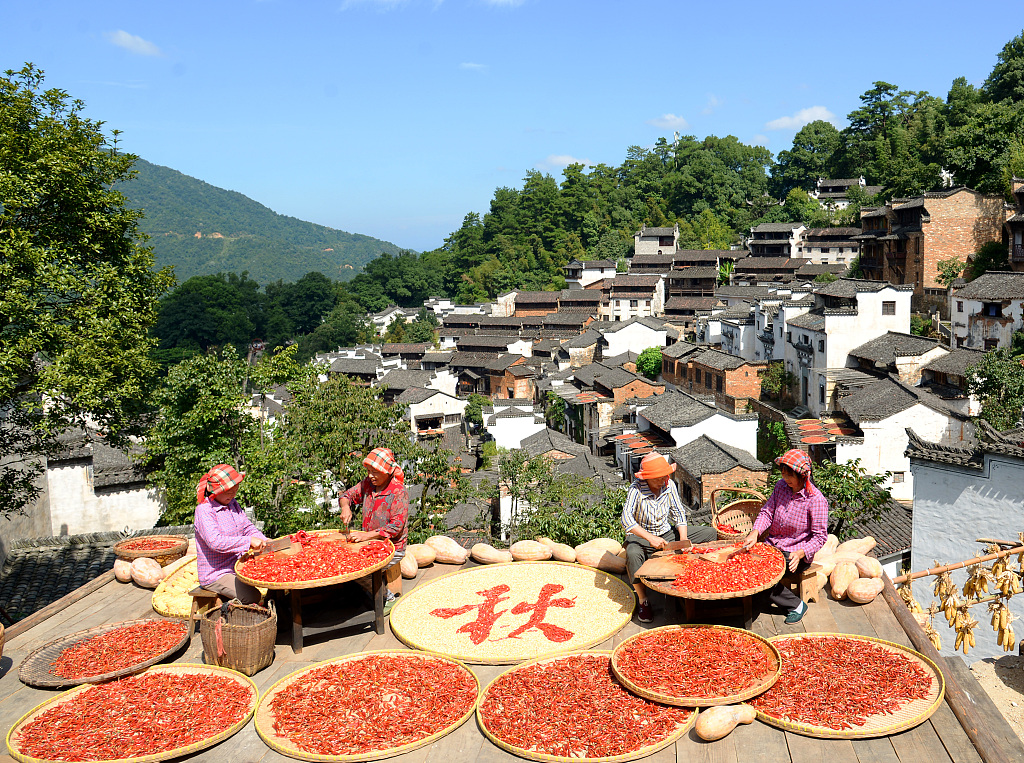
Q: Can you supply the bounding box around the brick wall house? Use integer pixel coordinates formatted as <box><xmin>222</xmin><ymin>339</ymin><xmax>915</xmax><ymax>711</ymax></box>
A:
<box><xmin>669</xmin><ymin>435</ymin><xmax>769</xmax><ymax>507</ymax></box>
<box><xmin>685</xmin><ymin>349</ymin><xmax>766</xmax><ymax>414</ymax></box>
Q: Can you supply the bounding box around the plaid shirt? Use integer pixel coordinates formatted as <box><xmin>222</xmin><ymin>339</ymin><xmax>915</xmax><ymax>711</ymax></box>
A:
<box><xmin>195</xmin><ymin>497</ymin><xmax>267</xmax><ymax>586</ymax></box>
<box><xmin>752</xmin><ymin>478</ymin><xmax>829</xmax><ymax>561</ymax></box>
<box><xmin>621</xmin><ymin>478</ymin><xmax>687</xmax><ymax>536</ymax></box>
<box><xmin>343</xmin><ymin>477</ymin><xmax>409</xmax><ymax>551</ymax></box>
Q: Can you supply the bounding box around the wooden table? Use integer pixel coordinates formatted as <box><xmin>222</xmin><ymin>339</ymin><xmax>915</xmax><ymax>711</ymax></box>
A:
<box><xmin>641</xmin><ymin>576</ymin><xmax>758</xmax><ymax>629</ymax></box>
<box><xmin>274</xmin><ymin>568</ymin><xmax>386</xmax><ymax>653</ymax></box>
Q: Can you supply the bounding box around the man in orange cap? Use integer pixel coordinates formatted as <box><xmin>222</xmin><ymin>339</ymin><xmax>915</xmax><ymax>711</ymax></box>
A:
<box><xmin>622</xmin><ymin>452</ymin><xmax>716</xmax><ymax>622</ymax></box>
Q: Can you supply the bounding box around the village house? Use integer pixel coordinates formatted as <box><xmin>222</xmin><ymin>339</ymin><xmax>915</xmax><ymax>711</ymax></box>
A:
<box><xmin>628</xmin><ymin>253</ymin><xmax>676</xmax><ymax>274</ymax></box>
<box><xmin>846</xmin><ymin>332</ymin><xmax>948</xmax><ymax>386</ymax></box>
<box><xmin>809</xmin><ymin>177</ymin><xmax>883</xmax><ymax>210</ymax></box>
<box><xmin>1006</xmin><ymin>177</ymin><xmax>1024</xmax><ymax>272</ymax></box>
<box><xmin>557</xmin><ymin>290</ymin><xmax>603</xmax><ymax>315</ymax></box>
<box><xmin>718</xmin><ymin>303</ymin><xmax>757</xmax><ymax>360</ymax></box>
<box><xmin>377</xmin><ymin>367</ymin><xmax>457</xmax><ymax>402</ymax></box>
<box><xmin>564</xmin><ymin>259</ymin><xmax>618</xmax><ymax>289</ymax></box>
<box><xmin>731</xmin><ymin>256</ymin><xmax>810</xmax><ymax>285</ymax></box>
<box><xmin>663</xmin><ymin>296</ymin><xmax>720</xmax><ymax>334</ymax></box>
<box><xmin>602</xmin><ymin>275</ymin><xmax>665</xmax><ymax>321</ymax></box>
<box><xmin>950</xmin><ymin>271</ymin><xmax>1024</xmax><ymax>350</ymax></box>
<box><xmin>669</xmin><ymin>435</ymin><xmax>769</xmax><ymax>508</ymax></box>
<box><xmin>918</xmin><ymin>347</ymin><xmax>985</xmax><ymax>416</ymax></box>
<box><xmin>563</xmin><ymin>328</ymin><xmax>602</xmax><ymax>369</ymax></box>
<box><xmin>396</xmin><ymin>387</ymin><xmax>468</xmax><ymax>441</ymax></box>
<box><xmin>378</xmin><ymin>343</ymin><xmax>431</xmax><ymax>369</ymax></box>
<box><xmin>368</xmin><ymin>305</ymin><xmax>419</xmax><ymax>334</ymax></box>
<box><xmin>481</xmin><ymin>400</ymin><xmax>547</xmax><ymax>449</ymax></box>
<box><xmin>797</xmin><ymin>228</ymin><xmax>861</xmax><ymax>265</ymax></box>
<box><xmin>448</xmin><ymin>352</ymin><xmax>498</xmax><ymax>396</ymax></box>
<box><xmin>600</xmin><ymin>317</ymin><xmax>667</xmax><ymax>358</ymax></box>
<box><xmin>665</xmin><ymin>266</ymin><xmax>719</xmax><ymax>297</ymax></box>
<box><xmin>685</xmin><ymin>349</ymin><xmax>767</xmax><ymax>414</ymax></box>
<box><xmin>634</xmin><ymin>224</ymin><xmax>679</xmax><ymax>256</ymax></box>
<box><xmin>747</xmin><ymin>222</ymin><xmax>806</xmax><ymax>257</ymax></box>
<box><xmin>659</xmin><ymin>340</ymin><xmax>702</xmax><ymax>387</ymax></box>
<box><xmin>487</xmin><ymin>355</ymin><xmax>536</xmax><ymax>400</ymax></box>
<box><xmin>634</xmin><ymin>390</ymin><xmax>759</xmax><ymax>460</ymax></box>
<box><xmin>456</xmin><ymin>334</ymin><xmax>533</xmax><ymax>356</ymax></box>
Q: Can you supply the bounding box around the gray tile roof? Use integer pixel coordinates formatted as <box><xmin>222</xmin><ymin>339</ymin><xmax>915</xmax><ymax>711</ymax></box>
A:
<box><xmin>952</xmin><ymin>272</ymin><xmax>1024</xmax><ymax>300</ymax></box>
<box><xmin>457</xmin><ymin>335</ymin><xmax>519</xmax><ymax>349</ymax></box>
<box><xmin>639</xmin><ymin>392</ymin><xmax>716</xmax><ymax>430</ymax></box>
<box><xmin>661</xmin><ymin>341</ymin><xmax>701</xmax><ymax>359</ymax></box>
<box><xmin>520</xmin><ymin>428</ymin><xmax>590</xmax><ymax>458</ymax></box>
<box><xmin>544</xmin><ymin>313</ymin><xmax>592</xmax><ymax>326</ymax></box>
<box><xmin>715</xmin><ymin>286</ymin><xmax>778</xmax><ymax>299</ymax></box>
<box><xmin>786</xmin><ymin>312</ymin><xmax>826</xmax><ymax>330</ymax></box>
<box><xmin>734</xmin><ymin>257</ymin><xmax>805</xmax><ymax>270</ymax></box>
<box><xmin>594</xmin><ymin>367</ymin><xmax>648</xmax><ymax>390</ymax></box>
<box><xmin>922</xmin><ymin>348</ymin><xmax>986</xmax><ymax>377</ymax></box>
<box><xmin>692</xmin><ymin>349</ymin><xmax>750</xmax><ymax>371</ymax></box>
<box><xmin>51</xmin><ymin>430</ymin><xmax>148</xmax><ymax>488</ymax></box>
<box><xmin>449</xmin><ymin>352</ymin><xmax>500</xmax><ymax>367</ymax></box>
<box><xmin>670</xmin><ymin>435</ymin><xmax>767</xmax><ymax>477</ymax></box>
<box><xmin>396</xmin><ymin>386</ymin><xmax>442</xmax><ymax>404</ymax></box>
<box><xmin>816</xmin><ymin>278</ymin><xmax>892</xmax><ymax>297</ymax></box>
<box><xmin>330</xmin><ymin>358</ymin><xmax>381</xmax><ymax>376</ymax></box>
<box><xmin>637</xmin><ymin>226</ymin><xmax>676</xmax><ymax>236</ymax></box>
<box><xmin>378</xmin><ymin>369</ymin><xmax>436</xmax><ymax>390</ymax></box>
<box><xmin>839</xmin><ymin>377</ymin><xmax>961</xmax><ymax>424</ymax></box>
<box><xmin>610</xmin><ymin>275</ymin><xmax>662</xmax><ymax>288</ymax></box>
<box><xmin>665</xmin><ymin>296</ymin><xmax>720</xmax><ymax>311</ymax></box>
<box><xmin>668</xmin><ymin>266</ymin><xmax>719</xmax><ymax>279</ymax></box>
<box><xmin>564</xmin><ymin>329</ymin><xmax>602</xmax><ymax>348</ymax></box>
<box><xmin>751</xmin><ymin>222</ymin><xmax>802</xmax><ymax>233</ymax></box>
<box><xmin>515</xmin><ymin>290</ymin><xmax>560</xmax><ymax>304</ymax></box>
<box><xmin>848</xmin><ymin>332</ymin><xmax>942</xmax><ymax>367</ymax></box>
<box><xmin>600</xmin><ymin>316</ymin><xmax>668</xmax><ymax>334</ymax></box>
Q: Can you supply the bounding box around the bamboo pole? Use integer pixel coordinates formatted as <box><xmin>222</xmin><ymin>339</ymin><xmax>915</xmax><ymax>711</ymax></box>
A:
<box><xmin>891</xmin><ymin>545</ymin><xmax>1024</xmax><ymax>585</ymax></box>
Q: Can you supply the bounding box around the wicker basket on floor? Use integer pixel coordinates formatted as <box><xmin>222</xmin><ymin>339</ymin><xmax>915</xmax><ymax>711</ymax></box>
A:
<box><xmin>200</xmin><ymin>600</ymin><xmax>276</xmax><ymax>676</ymax></box>
<box><xmin>114</xmin><ymin>534</ymin><xmax>190</xmax><ymax>566</ymax></box>
<box><xmin>711</xmin><ymin>488</ymin><xmax>766</xmax><ymax>540</ymax></box>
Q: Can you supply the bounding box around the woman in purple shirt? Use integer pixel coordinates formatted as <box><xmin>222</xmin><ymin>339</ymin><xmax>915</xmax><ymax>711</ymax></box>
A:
<box><xmin>194</xmin><ymin>464</ymin><xmax>267</xmax><ymax>605</ymax></box>
<box><xmin>740</xmin><ymin>449</ymin><xmax>828</xmax><ymax>624</ymax></box>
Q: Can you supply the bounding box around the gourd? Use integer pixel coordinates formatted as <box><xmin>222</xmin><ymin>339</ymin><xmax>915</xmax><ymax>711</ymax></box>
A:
<box><xmin>822</xmin><ymin>534</ymin><xmax>840</xmax><ymax>556</ymax></box>
<box><xmin>536</xmin><ymin>537</ymin><xmax>576</xmax><ymax>563</ymax></box>
<box><xmin>812</xmin><ymin>551</ymin><xmax>836</xmax><ymax>576</ymax></box>
<box><xmin>575</xmin><ymin>546</ymin><xmax>626</xmax><ymax>573</ymax></box>
<box><xmin>830</xmin><ymin>561</ymin><xmax>859</xmax><ymax>600</ymax></box>
<box><xmin>815</xmin><ymin>571</ymin><xmax>830</xmax><ymax>591</ymax></box>
<box><xmin>425</xmin><ymin>536</ymin><xmax>470</xmax><ymax>564</ymax></box>
<box><xmin>576</xmin><ymin>538</ymin><xmax>623</xmax><ymax>555</ymax></box>
<box><xmin>847</xmin><ymin>577</ymin><xmax>885</xmax><ymax>604</ymax></box>
<box><xmin>407</xmin><ymin>544</ymin><xmax>436</xmax><ymax>567</ymax></box>
<box><xmin>695</xmin><ymin>704</ymin><xmax>757</xmax><ymax>741</ymax></box>
<box><xmin>472</xmin><ymin>543</ymin><xmax>514</xmax><ymax>564</ymax></box>
<box><xmin>510</xmin><ymin>540</ymin><xmax>552</xmax><ymax>561</ymax></box>
<box><xmin>130</xmin><ymin>557</ymin><xmax>165</xmax><ymax>589</ymax></box>
<box><xmin>836</xmin><ymin>536</ymin><xmax>876</xmax><ymax>556</ymax></box>
<box><xmin>114</xmin><ymin>559</ymin><xmax>133</xmax><ymax>583</ymax></box>
<box><xmin>855</xmin><ymin>556</ymin><xmax>883</xmax><ymax>579</ymax></box>
<box><xmin>400</xmin><ymin>554</ymin><xmax>419</xmax><ymax>579</ymax></box>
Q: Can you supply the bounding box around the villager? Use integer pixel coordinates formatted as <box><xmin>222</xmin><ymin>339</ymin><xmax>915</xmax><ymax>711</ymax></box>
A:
<box><xmin>194</xmin><ymin>463</ymin><xmax>266</xmax><ymax>605</ymax></box>
<box><xmin>740</xmin><ymin>448</ymin><xmax>828</xmax><ymax>624</ymax></box>
<box><xmin>622</xmin><ymin>452</ymin><xmax>717</xmax><ymax>623</ymax></box>
<box><xmin>339</xmin><ymin>447</ymin><xmax>409</xmax><ymax>616</ymax></box>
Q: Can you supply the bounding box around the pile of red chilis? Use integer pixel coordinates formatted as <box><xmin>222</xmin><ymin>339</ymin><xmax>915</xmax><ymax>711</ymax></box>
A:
<box><xmin>50</xmin><ymin>620</ymin><xmax>188</xmax><ymax>679</ymax></box>
<box><xmin>239</xmin><ymin>537</ymin><xmax>391</xmax><ymax>583</ymax></box>
<box><xmin>14</xmin><ymin>672</ymin><xmax>251</xmax><ymax>760</ymax></box>
<box><xmin>118</xmin><ymin>537</ymin><xmax>181</xmax><ymax>552</ymax></box>
<box><xmin>715</xmin><ymin>523</ymin><xmax>742</xmax><ymax>535</ymax></box>
<box><xmin>270</xmin><ymin>654</ymin><xmax>477</xmax><ymax>755</ymax></box>
<box><xmin>748</xmin><ymin>636</ymin><xmax>933</xmax><ymax>729</ymax></box>
<box><xmin>671</xmin><ymin>543</ymin><xmax>784</xmax><ymax>594</ymax></box>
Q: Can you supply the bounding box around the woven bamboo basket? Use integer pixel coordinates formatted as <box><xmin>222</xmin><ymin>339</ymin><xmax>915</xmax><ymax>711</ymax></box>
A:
<box><xmin>200</xmin><ymin>600</ymin><xmax>276</xmax><ymax>676</ymax></box>
<box><xmin>235</xmin><ymin>531</ymin><xmax>394</xmax><ymax>590</ymax></box>
<box><xmin>710</xmin><ymin>488</ymin><xmax>765</xmax><ymax>540</ymax></box>
<box><xmin>644</xmin><ymin>541</ymin><xmax>785</xmax><ymax>601</ymax></box>
<box><xmin>114</xmin><ymin>535</ymin><xmax>190</xmax><ymax>566</ymax></box>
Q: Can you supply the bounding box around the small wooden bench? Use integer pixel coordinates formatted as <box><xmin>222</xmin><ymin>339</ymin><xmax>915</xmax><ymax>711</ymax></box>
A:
<box><xmin>188</xmin><ymin>587</ymin><xmax>223</xmax><ymax>634</ymax></box>
<box><xmin>782</xmin><ymin>563</ymin><xmax>822</xmax><ymax>603</ymax></box>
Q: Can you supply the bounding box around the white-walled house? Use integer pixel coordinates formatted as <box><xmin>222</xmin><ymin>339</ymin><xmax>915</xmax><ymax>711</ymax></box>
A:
<box><xmin>601</xmin><ymin>275</ymin><xmax>665</xmax><ymax>321</ymax></box>
<box><xmin>634</xmin><ymin>391</ymin><xmax>758</xmax><ymax>459</ymax></box>
<box><xmin>634</xmin><ymin>224</ymin><xmax>679</xmax><ymax>256</ymax></box>
<box><xmin>565</xmin><ymin>259</ymin><xmax>618</xmax><ymax>289</ymax></box>
<box><xmin>482</xmin><ymin>402</ymin><xmax>547</xmax><ymax>450</ymax></box>
<box><xmin>599</xmin><ymin>317</ymin><xmax>667</xmax><ymax>358</ymax></box>
<box><xmin>950</xmin><ymin>272</ymin><xmax>1024</xmax><ymax>351</ymax></box>
<box><xmin>718</xmin><ymin>303</ymin><xmax>757</xmax><ymax>360</ymax></box>
<box><xmin>396</xmin><ymin>388</ymin><xmax>468</xmax><ymax>440</ymax></box>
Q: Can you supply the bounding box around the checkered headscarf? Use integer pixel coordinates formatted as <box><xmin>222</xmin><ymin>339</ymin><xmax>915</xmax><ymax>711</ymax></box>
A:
<box><xmin>196</xmin><ymin>464</ymin><xmax>245</xmax><ymax>505</ymax></box>
<box><xmin>363</xmin><ymin>447</ymin><xmax>405</xmax><ymax>485</ymax></box>
<box><xmin>775</xmin><ymin>449</ymin><xmax>812</xmax><ymax>478</ymax></box>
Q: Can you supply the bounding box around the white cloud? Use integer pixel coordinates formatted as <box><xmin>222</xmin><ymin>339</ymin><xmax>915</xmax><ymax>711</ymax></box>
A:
<box><xmin>752</xmin><ymin>134</ymin><xmax>770</xmax><ymax>146</ymax></box>
<box><xmin>104</xmin><ymin>30</ymin><xmax>163</xmax><ymax>57</ymax></box>
<box><xmin>765</xmin><ymin>106</ymin><xmax>837</xmax><ymax>131</ymax></box>
<box><xmin>537</xmin><ymin>154</ymin><xmax>592</xmax><ymax>171</ymax></box>
<box><xmin>646</xmin><ymin>113</ymin><xmax>689</xmax><ymax>130</ymax></box>
<box><xmin>459</xmin><ymin>62</ymin><xmax>487</xmax><ymax>71</ymax></box>
<box><xmin>701</xmin><ymin>95</ymin><xmax>722</xmax><ymax>116</ymax></box>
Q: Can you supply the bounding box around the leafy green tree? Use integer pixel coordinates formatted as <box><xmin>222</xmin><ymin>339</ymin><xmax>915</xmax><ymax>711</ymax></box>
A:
<box><xmin>813</xmin><ymin>458</ymin><xmax>893</xmax><ymax>539</ymax></box>
<box><xmin>636</xmin><ymin>347</ymin><xmax>662</xmax><ymax>380</ymax></box>
<box><xmin>463</xmin><ymin>394</ymin><xmax>491</xmax><ymax>428</ymax></box>
<box><xmin>967</xmin><ymin>349</ymin><xmax>1024</xmax><ymax>431</ymax></box>
<box><xmin>718</xmin><ymin>260</ymin><xmax>735</xmax><ymax>286</ymax></box>
<box><xmin>0</xmin><ymin>64</ymin><xmax>174</xmax><ymax>516</ymax></box>
<box><xmin>967</xmin><ymin>241</ymin><xmax>1009</xmax><ymax>280</ymax></box>
<box><xmin>814</xmin><ymin>272</ymin><xmax>839</xmax><ymax>283</ymax></box>
<box><xmin>772</xmin><ymin>120</ymin><xmax>842</xmax><ymax>196</ymax></box>
<box><xmin>759</xmin><ymin>362</ymin><xmax>795</xmax><ymax>400</ymax></box>
<box><xmin>155</xmin><ymin>273</ymin><xmax>265</xmax><ymax>352</ymax></box>
<box><xmin>983</xmin><ymin>30</ymin><xmax>1024</xmax><ymax>104</ymax></box>
<box><xmin>936</xmin><ymin>258</ymin><xmax>966</xmax><ymax>288</ymax></box>
<box><xmin>545</xmin><ymin>391</ymin><xmax>567</xmax><ymax>430</ymax></box>
<box><xmin>910</xmin><ymin>315</ymin><xmax>932</xmax><ymax>336</ymax></box>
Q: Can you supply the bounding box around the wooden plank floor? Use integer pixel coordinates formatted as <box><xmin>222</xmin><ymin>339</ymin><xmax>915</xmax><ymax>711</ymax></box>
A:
<box><xmin>0</xmin><ymin>562</ymin><xmax>1012</xmax><ymax>763</ymax></box>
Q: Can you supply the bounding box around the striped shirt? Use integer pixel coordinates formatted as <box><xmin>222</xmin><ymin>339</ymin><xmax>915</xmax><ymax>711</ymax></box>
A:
<box><xmin>195</xmin><ymin>497</ymin><xmax>267</xmax><ymax>586</ymax></box>
<box><xmin>752</xmin><ymin>478</ymin><xmax>829</xmax><ymax>561</ymax></box>
<box><xmin>621</xmin><ymin>478</ymin><xmax>688</xmax><ymax>536</ymax></box>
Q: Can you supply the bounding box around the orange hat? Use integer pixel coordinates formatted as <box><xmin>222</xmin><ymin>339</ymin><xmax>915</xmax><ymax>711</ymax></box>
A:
<box><xmin>636</xmin><ymin>452</ymin><xmax>676</xmax><ymax>479</ymax></box>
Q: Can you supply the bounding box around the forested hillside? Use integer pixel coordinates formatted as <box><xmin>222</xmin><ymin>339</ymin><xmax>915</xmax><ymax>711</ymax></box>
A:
<box><xmin>120</xmin><ymin>158</ymin><xmax>406</xmax><ymax>284</ymax></box>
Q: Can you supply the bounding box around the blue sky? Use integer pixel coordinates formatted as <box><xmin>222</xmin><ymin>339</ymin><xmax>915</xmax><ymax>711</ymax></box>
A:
<box><xmin>3</xmin><ymin>1</ymin><xmax>1018</xmax><ymax>254</ymax></box>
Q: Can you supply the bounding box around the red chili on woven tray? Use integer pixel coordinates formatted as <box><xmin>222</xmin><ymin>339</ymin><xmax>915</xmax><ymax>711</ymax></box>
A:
<box><xmin>748</xmin><ymin>636</ymin><xmax>933</xmax><ymax>730</ymax></box>
<box><xmin>671</xmin><ymin>542</ymin><xmax>784</xmax><ymax>593</ymax></box>
<box><xmin>238</xmin><ymin>538</ymin><xmax>390</xmax><ymax>583</ymax></box>
<box><xmin>50</xmin><ymin>619</ymin><xmax>189</xmax><ymax>679</ymax></box>
<box><xmin>14</xmin><ymin>672</ymin><xmax>251</xmax><ymax>761</ymax></box>
<box><xmin>615</xmin><ymin>628</ymin><xmax>776</xmax><ymax>699</ymax></box>
<box><xmin>479</xmin><ymin>654</ymin><xmax>692</xmax><ymax>759</ymax></box>
<box><xmin>270</xmin><ymin>654</ymin><xmax>477</xmax><ymax>755</ymax></box>
<box><xmin>117</xmin><ymin>537</ymin><xmax>181</xmax><ymax>552</ymax></box>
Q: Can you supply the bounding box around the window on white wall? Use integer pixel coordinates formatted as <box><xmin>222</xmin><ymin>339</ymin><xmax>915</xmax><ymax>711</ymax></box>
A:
<box><xmin>882</xmin><ymin>301</ymin><xmax>896</xmax><ymax>315</ymax></box>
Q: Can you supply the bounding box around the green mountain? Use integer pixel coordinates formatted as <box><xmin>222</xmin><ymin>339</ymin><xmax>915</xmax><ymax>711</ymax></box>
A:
<box><xmin>119</xmin><ymin>158</ymin><xmax>407</xmax><ymax>285</ymax></box>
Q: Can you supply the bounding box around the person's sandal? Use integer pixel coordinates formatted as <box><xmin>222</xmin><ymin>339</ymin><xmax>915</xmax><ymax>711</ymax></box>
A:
<box><xmin>384</xmin><ymin>597</ymin><xmax>397</xmax><ymax>616</ymax></box>
<box><xmin>784</xmin><ymin>601</ymin><xmax>807</xmax><ymax>624</ymax></box>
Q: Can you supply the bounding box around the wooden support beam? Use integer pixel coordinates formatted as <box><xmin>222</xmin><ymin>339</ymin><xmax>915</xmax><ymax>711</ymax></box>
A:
<box><xmin>880</xmin><ymin>573</ymin><xmax>1024</xmax><ymax>763</ymax></box>
<box><xmin>4</xmin><ymin>570</ymin><xmax>116</xmax><ymax>642</ymax></box>
<box><xmin>892</xmin><ymin>545</ymin><xmax>1024</xmax><ymax>584</ymax></box>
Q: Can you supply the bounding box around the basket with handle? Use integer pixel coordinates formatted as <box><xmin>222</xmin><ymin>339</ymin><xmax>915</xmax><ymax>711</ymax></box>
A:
<box><xmin>113</xmin><ymin>534</ymin><xmax>190</xmax><ymax>566</ymax></box>
<box><xmin>711</xmin><ymin>487</ymin><xmax>766</xmax><ymax>541</ymax></box>
<box><xmin>200</xmin><ymin>599</ymin><xmax>277</xmax><ymax>676</ymax></box>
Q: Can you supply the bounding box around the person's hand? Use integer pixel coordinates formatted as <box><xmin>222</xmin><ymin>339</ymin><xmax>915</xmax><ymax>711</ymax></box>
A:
<box><xmin>349</xmin><ymin>530</ymin><xmax>377</xmax><ymax>542</ymax></box>
<box><xmin>741</xmin><ymin>531</ymin><xmax>757</xmax><ymax>551</ymax></box>
<box><xmin>249</xmin><ymin>537</ymin><xmax>266</xmax><ymax>552</ymax></box>
<box><xmin>787</xmin><ymin>549</ymin><xmax>805</xmax><ymax>572</ymax></box>
<box><xmin>649</xmin><ymin>536</ymin><xmax>667</xmax><ymax>551</ymax></box>
<box><xmin>339</xmin><ymin>502</ymin><xmax>353</xmax><ymax>526</ymax></box>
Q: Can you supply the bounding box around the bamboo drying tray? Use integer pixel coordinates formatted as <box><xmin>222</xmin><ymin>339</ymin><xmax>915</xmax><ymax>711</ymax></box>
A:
<box><xmin>751</xmin><ymin>633</ymin><xmax>945</xmax><ymax>739</ymax></box>
<box><xmin>18</xmin><ymin>617</ymin><xmax>191</xmax><ymax>688</ymax></box>
<box><xmin>610</xmin><ymin>624</ymin><xmax>780</xmax><ymax>706</ymax></box>
<box><xmin>255</xmin><ymin>650</ymin><xmax>478</xmax><ymax>762</ymax></box>
<box><xmin>113</xmin><ymin>535</ymin><xmax>189</xmax><ymax>566</ymax></box>
<box><xmin>389</xmin><ymin>561</ymin><xmax>635</xmax><ymax>664</ymax></box>
<box><xmin>6</xmin><ymin>664</ymin><xmax>257</xmax><ymax>763</ymax></box>
<box><xmin>235</xmin><ymin>531</ymin><xmax>394</xmax><ymax>590</ymax></box>
<box><xmin>710</xmin><ymin>487</ymin><xmax>765</xmax><ymax>540</ymax></box>
<box><xmin>151</xmin><ymin>555</ymin><xmax>198</xmax><ymax>618</ymax></box>
<box><xmin>476</xmin><ymin>651</ymin><xmax>696</xmax><ymax>763</ymax></box>
<box><xmin>641</xmin><ymin>541</ymin><xmax>785</xmax><ymax>601</ymax></box>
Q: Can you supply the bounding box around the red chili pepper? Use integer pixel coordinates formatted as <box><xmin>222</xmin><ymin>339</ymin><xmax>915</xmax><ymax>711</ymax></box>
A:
<box><xmin>118</xmin><ymin>538</ymin><xmax>181</xmax><ymax>552</ymax></box>
<box><xmin>239</xmin><ymin>538</ymin><xmax>391</xmax><ymax>583</ymax></box>
<box><xmin>50</xmin><ymin>620</ymin><xmax>188</xmax><ymax>679</ymax></box>
<box><xmin>715</xmin><ymin>523</ymin><xmax>742</xmax><ymax>535</ymax></box>
<box><xmin>671</xmin><ymin>543</ymin><xmax>784</xmax><ymax>594</ymax></box>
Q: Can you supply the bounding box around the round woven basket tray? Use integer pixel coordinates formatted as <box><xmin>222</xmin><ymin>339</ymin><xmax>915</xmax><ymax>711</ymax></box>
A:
<box><xmin>255</xmin><ymin>650</ymin><xmax>479</xmax><ymax>762</ymax></box>
<box><xmin>751</xmin><ymin>633</ymin><xmax>945</xmax><ymax>739</ymax></box>
<box><xmin>6</xmin><ymin>664</ymin><xmax>257</xmax><ymax>763</ymax></box>
<box><xmin>477</xmin><ymin>651</ymin><xmax>696</xmax><ymax>763</ymax></box>
<box><xmin>610</xmin><ymin>624</ymin><xmax>781</xmax><ymax>707</ymax></box>
<box><xmin>389</xmin><ymin>561</ymin><xmax>635</xmax><ymax>665</ymax></box>
<box><xmin>18</xmin><ymin>617</ymin><xmax>191</xmax><ymax>688</ymax></box>
<box><xmin>113</xmin><ymin>535</ymin><xmax>190</xmax><ymax>566</ymax></box>
<box><xmin>641</xmin><ymin>542</ymin><xmax>786</xmax><ymax>601</ymax></box>
<box><xmin>235</xmin><ymin>532</ymin><xmax>394</xmax><ymax>590</ymax></box>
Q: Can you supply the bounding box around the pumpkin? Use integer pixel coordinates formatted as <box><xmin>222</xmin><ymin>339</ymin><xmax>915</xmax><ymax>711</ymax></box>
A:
<box><xmin>815</xmin><ymin>571</ymin><xmax>830</xmax><ymax>591</ymax></box>
<box><xmin>113</xmin><ymin>559</ymin><xmax>133</xmax><ymax>583</ymax></box>
<box><xmin>855</xmin><ymin>556</ymin><xmax>883</xmax><ymax>579</ymax></box>
<box><xmin>575</xmin><ymin>546</ymin><xmax>626</xmax><ymax>573</ymax></box>
<box><xmin>472</xmin><ymin>543</ymin><xmax>513</xmax><ymax>564</ymax></box>
<box><xmin>536</xmin><ymin>537</ymin><xmax>576</xmax><ymax>562</ymax></box>
<box><xmin>408</xmin><ymin>544</ymin><xmax>436</xmax><ymax>567</ymax></box>
<box><xmin>822</xmin><ymin>534</ymin><xmax>840</xmax><ymax>556</ymax></box>
<box><xmin>836</xmin><ymin>536</ymin><xmax>876</xmax><ymax>556</ymax></box>
<box><xmin>510</xmin><ymin>540</ymin><xmax>552</xmax><ymax>561</ymax></box>
<box><xmin>400</xmin><ymin>553</ymin><xmax>419</xmax><ymax>579</ymax></box>
<box><xmin>130</xmin><ymin>557</ymin><xmax>165</xmax><ymax>589</ymax></box>
<box><xmin>847</xmin><ymin>577</ymin><xmax>884</xmax><ymax>604</ymax></box>
<box><xmin>831</xmin><ymin>551</ymin><xmax>866</xmax><ymax>566</ymax></box>
<box><xmin>425</xmin><ymin>535</ymin><xmax>470</xmax><ymax>564</ymax></box>
<box><xmin>830</xmin><ymin>561</ymin><xmax>859</xmax><ymax>600</ymax></box>
<box><xmin>695</xmin><ymin>704</ymin><xmax>757</xmax><ymax>741</ymax></box>
<box><xmin>576</xmin><ymin>538</ymin><xmax>624</xmax><ymax>555</ymax></box>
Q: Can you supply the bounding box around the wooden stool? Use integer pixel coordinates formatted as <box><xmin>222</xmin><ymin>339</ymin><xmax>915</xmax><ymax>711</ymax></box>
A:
<box><xmin>188</xmin><ymin>586</ymin><xmax>223</xmax><ymax>634</ymax></box>
<box><xmin>782</xmin><ymin>563</ymin><xmax>822</xmax><ymax>604</ymax></box>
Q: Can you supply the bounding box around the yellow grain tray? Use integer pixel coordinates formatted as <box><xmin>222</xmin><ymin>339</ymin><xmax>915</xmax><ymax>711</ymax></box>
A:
<box><xmin>6</xmin><ymin>664</ymin><xmax>257</xmax><ymax>763</ymax></box>
<box><xmin>477</xmin><ymin>651</ymin><xmax>695</xmax><ymax>763</ymax></box>
<box><xmin>749</xmin><ymin>633</ymin><xmax>945</xmax><ymax>739</ymax></box>
<box><xmin>255</xmin><ymin>650</ymin><xmax>478</xmax><ymax>761</ymax></box>
<box><xmin>151</xmin><ymin>555</ymin><xmax>198</xmax><ymax>618</ymax></box>
<box><xmin>389</xmin><ymin>561</ymin><xmax>634</xmax><ymax>664</ymax></box>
